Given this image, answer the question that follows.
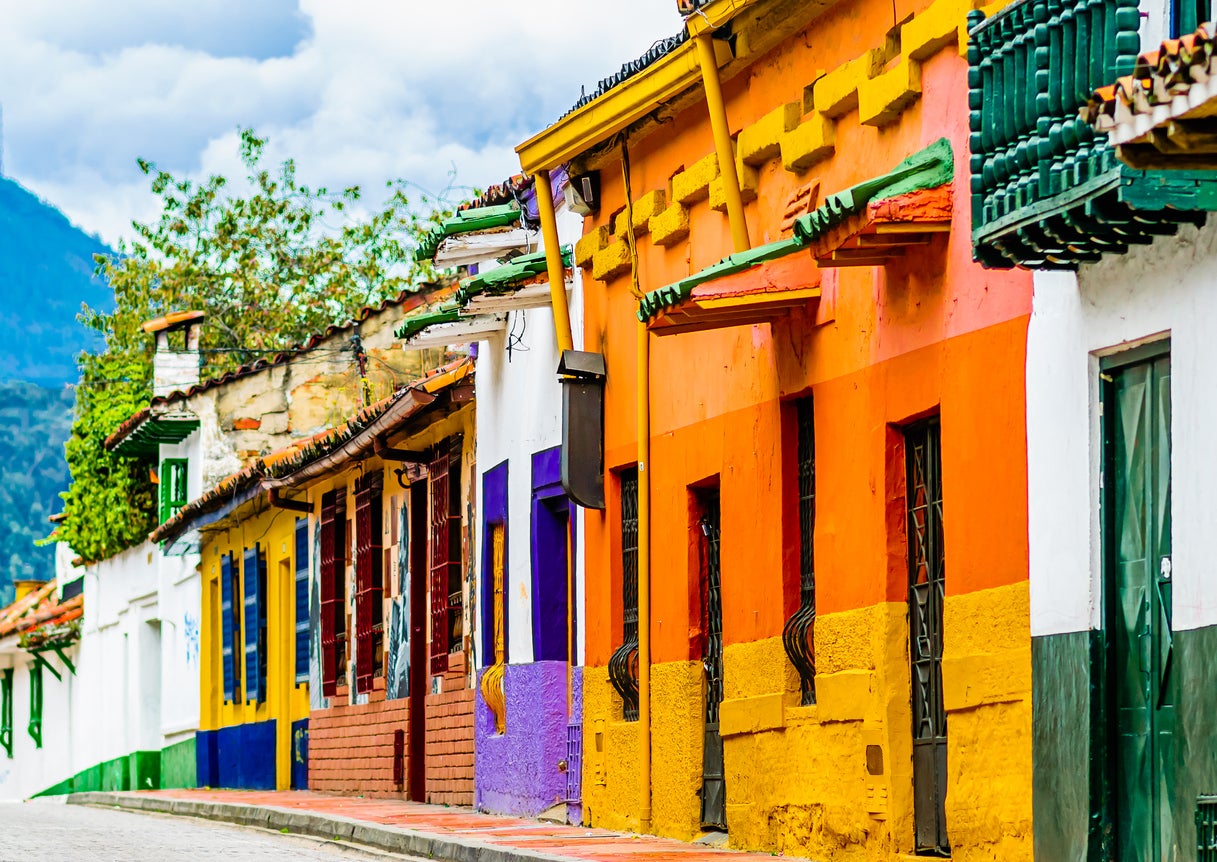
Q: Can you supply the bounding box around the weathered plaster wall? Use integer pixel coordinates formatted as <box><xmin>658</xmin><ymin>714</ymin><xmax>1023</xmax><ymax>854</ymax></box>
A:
<box><xmin>475</xmin><ymin>661</ymin><xmax>569</xmax><ymax>816</ymax></box>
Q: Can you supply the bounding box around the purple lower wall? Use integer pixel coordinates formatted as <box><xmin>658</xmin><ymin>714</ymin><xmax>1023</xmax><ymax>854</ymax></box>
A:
<box><xmin>475</xmin><ymin>661</ymin><xmax>575</xmax><ymax>817</ymax></box>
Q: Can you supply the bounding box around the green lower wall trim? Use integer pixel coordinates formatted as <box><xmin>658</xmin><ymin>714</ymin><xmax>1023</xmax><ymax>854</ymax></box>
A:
<box><xmin>159</xmin><ymin>737</ymin><xmax>196</xmax><ymax>789</ymax></box>
<box><xmin>1031</xmin><ymin>631</ymin><xmax>1093</xmax><ymax>861</ymax></box>
<box><xmin>1034</xmin><ymin>625</ymin><xmax>1217</xmax><ymax>860</ymax></box>
<box><xmin>32</xmin><ymin>738</ymin><xmax>195</xmax><ymax>797</ymax></box>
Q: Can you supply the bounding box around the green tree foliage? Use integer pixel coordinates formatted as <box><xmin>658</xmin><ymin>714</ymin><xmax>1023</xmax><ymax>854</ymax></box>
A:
<box><xmin>58</xmin><ymin>130</ymin><xmax>452</xmax><ymax>562</ymax></box>
<box><xmin>0</xmin><ymin>382</ymin><xmax>74</xmax><ymax>605</ymax></box>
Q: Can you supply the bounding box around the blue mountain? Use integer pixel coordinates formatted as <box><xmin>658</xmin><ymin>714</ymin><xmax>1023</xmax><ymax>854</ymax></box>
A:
<box><xmin>0</xmin><ymin>175</ymin><xmax>113</xmax><ymax>599</ymax></box>
<box><xmin>0</xmin><ymin>175</ymin><xmax>112</xmax><ymax>385</ymax></box>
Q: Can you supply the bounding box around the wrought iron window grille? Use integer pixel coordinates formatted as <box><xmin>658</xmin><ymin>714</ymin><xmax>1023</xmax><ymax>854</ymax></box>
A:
<box><xmin>906</xmin><ymin>419</ymin><xmax>949</xmax><ymax>857</ymax></box>
<box><xmin>782</xmin><ymin>398</ymin><xmax>817</xmax><ymax>705</ymax></box>
<box><xmin>609</xmin><ymin>468</ymin><xmax>641</xmax><ymax>722</ymax></box>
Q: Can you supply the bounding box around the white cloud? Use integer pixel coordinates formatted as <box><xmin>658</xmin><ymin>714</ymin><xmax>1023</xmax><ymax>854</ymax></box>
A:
<box><xmin>0</xmin><ymin>0</ymin><xmax>683</xmax><ymax>245</ymax></box>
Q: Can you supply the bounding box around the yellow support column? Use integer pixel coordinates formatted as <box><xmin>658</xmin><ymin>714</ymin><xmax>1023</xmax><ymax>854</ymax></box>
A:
<box><xmin>694</xmin><ymin>32</ymin><xmax>751</xmax><ymax>253</ymax></box>
<box><xmin>535</xmin><ymin>170</ymin><xmax>576</xmax><ymax>356</ymax></box>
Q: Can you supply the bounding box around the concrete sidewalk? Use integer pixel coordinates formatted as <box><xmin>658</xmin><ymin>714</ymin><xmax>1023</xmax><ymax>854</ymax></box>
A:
<box><xmin>67</xmin><ymin>790</ymin><xmax>783</xmax><ymax>862</ymax></box>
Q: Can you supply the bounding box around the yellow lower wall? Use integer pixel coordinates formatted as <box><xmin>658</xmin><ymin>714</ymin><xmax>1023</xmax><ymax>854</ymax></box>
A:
<box><xmin>581</xmin><ymin>582</ymin><xmax>1032</xmax><ymax>860</ymax></box>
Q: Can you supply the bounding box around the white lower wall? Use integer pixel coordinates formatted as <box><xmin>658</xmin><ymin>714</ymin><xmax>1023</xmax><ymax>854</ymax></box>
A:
<box><xmin>1027</xmin><ymin>214</ymin><xmax>1217</xmax><ymax>637</ymax></box>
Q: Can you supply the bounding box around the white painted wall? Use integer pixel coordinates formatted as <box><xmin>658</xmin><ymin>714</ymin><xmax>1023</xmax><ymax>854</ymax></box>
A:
<box><xmin>1027</xmin><ymin>215</ymin><xmax>1217</xmax><ymax>637</ymax></box>
<box><xmin>472</xmin><ymin>208</ymin><xmax>586</xmax><ymax>667</ymax></box>
<box><xmin>0</xmin><ymin>643</ymin><xmax>77</xmax><ymax>799</ymax></box>
<box><xmin>0</xmin><ymin>534</ymin><xmax>199</xmax><ymax>799</ymax></box>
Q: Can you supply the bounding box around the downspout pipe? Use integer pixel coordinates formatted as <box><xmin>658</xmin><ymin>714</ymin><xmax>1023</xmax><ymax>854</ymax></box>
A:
<box><xmin>534</xmin><ymin>169</ymin><xmax>576</xmax><ymax>357</ymax></box>
<box><xmin>693</xmin><ymin>32</ymin><xmax>751</xmax><ymax>254</ymax></box>
<box><xmin>637</xmin><ymin>318</ymin><xmax>652</xmax><ymax>833</ymax></box>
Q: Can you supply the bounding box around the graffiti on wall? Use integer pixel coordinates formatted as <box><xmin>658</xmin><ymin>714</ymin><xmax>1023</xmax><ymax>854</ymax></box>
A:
<box><xmin>182</xmin><ymin>612</ymin><xmax>199</xmax><ymax>667</ymax></box>
<box><xmin>386</xmin><ymin>502</ymin><xmax>410</xmax><ymax>699</ymax></box>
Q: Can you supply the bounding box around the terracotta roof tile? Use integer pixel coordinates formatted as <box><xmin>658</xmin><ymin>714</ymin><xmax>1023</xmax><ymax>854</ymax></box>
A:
<box><xmin>0</xmin><ymin>581</ymin><xmax>83</xmax><ymax>642</ymax></box>
<box><xmin>1085</xmin><ymin>22</ymin><xmax>1217</xmax><ymax>134</ymax></box>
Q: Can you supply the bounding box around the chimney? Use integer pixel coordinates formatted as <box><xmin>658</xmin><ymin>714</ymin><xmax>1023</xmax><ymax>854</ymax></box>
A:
<box><xmin>142</xmin><ymin>310</ymin><xmax>205</xmax><ymax>399</ymax></box>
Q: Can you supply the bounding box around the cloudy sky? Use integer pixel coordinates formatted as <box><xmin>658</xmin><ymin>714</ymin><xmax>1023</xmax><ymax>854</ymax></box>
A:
<box><xmin>0</xmin><ymin>1</ymin><xmax>683</xmax><ymax>247</ymax></box>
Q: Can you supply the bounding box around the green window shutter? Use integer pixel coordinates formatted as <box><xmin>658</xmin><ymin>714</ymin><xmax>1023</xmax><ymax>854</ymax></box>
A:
<box><xmin>159</xmin><ymin>458</ymin><xmax>188</xmax><ymax>524</ymax></box>
<box><xmin>0</xmin><ymin>668</ymin><xmax>11</xmax><ymax>758</ymax></box>
<box><xmin>28</xmin><ymin>663</ymin><xmax>42</xmax><ymax>749</ymax></box>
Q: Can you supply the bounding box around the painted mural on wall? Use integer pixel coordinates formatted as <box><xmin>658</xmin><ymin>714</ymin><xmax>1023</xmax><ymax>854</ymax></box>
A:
<box><xmin>309</xmin><ymin>523</ymin><xmax>324</xmax><ymax>711</ymax></box>
<box><xmin>386</xmin><ymin>503</ymin><xmax>410</xmax><ymax>699</ymax></box>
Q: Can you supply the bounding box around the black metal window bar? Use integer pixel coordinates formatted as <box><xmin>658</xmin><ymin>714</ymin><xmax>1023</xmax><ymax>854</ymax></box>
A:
<box><xmin>907</xmin><ymin>418</ymin><xmax>949</xmax><ymax>857</ymax></box>
<box><xmin>699</xmin><ymin>488</ymin><xmax>727</xmax><ymax>831</ymax></box>
<box><xmin>701</xmin><ymin>490</ymin><xmax>724</xmax><ymax>726</ymax></box>
<box><xmin>782</xmin><ymin>398</ymin><xmax>817</xmax><ymax>705</ymax></box>
<box><xmin>609</xmin><ymin>468</ymin><xmax>640</xmax><ymax>721</ymax></box>
<box><xmin>1198</xmin><ymin>795</ymin><xmax>1217</xmax><ymax>861</ymax></box>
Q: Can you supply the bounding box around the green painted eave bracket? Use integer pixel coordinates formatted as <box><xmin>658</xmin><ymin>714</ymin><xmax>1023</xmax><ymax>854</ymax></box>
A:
<box><xmin>394</xmin><ymin>300</ymin><xmax>463</xmax><ymax>340</ymax></box>
<box><xmin>458</xmin><ymin>246</ymin><xmax>573</xmax><ymax>303</ymax></box>
<box><xmin>30</xmin><ymin>651</ymin><xmax>63</xmax><ymax>682</ymax></box>
<box><xmin>414</xmin><ymin>203</ymin><xmax>523</xmax><ymax>263</ymax></box>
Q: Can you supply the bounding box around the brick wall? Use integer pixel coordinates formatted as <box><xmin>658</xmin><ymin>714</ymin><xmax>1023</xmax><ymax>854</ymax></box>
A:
<box><xmin>309</xmin><ymin>683</ymin><xmax>411</xmax><ymax>798</ymax></box>
<box><xmin>308</xmin><ymin>661</ymin><xmax>475</xmax><ymax>804</ymax></box>
<box><xmin>424</xmin><ymin>657</ymin><xmax>475</xmax><ymax>806</ymax></box>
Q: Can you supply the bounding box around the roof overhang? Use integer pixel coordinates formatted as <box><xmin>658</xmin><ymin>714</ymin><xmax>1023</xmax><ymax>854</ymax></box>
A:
<box><xmin>648</xmin><ymin>253</ymin><xmax>822</xmax><ymax>335</ymax></box>
<box><xmin>401</xmin><ymin>315</ymin><xmax>508</xmax><ymax>348</ymax></box>
<box><xmin>516</xmin><ymin>36</ymin><xmax>731</xmax><ymax>174</ymax></box>
<box><xmin>435</xmin><ymin>228</ymin><xmax>538</xmax><ymax>268</ymax></box>
<box><xmin>463</xmin><ymin>281</ymin><xmax>572</xmax><ymax>316</ymax></box>
<box><xmin>108</xmin><ymin>408</ymin><xmax>200</xmax><ymax>457</ymax></box>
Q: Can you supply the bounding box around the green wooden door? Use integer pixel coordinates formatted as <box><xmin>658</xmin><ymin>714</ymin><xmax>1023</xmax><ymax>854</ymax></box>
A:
<box><xmin>1105</xmin><ymin>352</ymin><xmax>1174</xmax><ymax>862</ymax></box>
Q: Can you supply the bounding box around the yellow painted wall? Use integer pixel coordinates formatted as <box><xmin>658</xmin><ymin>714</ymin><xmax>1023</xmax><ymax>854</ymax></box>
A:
<box><xmin>199</xmin><ymin>501</ymin><xmax>311</xmax><ymax>790</ymax></box>
<box><xmin>581</xmin><ymin>582</ymin><xmax>1031</xmax><ymax>859</ymax></box>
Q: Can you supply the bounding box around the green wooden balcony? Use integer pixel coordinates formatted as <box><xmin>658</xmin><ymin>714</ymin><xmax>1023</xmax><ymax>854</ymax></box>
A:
<box><xmin>967</xmin><ymin>0</ymin><xmax>1217</xmax><ymax>268</ymax></box>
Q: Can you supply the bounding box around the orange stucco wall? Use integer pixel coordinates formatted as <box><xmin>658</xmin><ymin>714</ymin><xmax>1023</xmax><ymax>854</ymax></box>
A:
<box><xmin>577</xmin><ymin>0</ymin><xmax>1035</xmax><ymax>856</ymax></box>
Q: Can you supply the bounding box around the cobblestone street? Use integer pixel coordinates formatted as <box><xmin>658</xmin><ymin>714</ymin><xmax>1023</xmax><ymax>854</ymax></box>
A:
<box><xmin>0</xmin><ymin>801</ymin><xmax>395</xmax><ymax>861</ymax></box>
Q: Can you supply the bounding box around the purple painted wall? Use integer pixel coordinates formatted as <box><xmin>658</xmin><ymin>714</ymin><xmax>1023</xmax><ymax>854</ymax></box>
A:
<box><xmin>475</xmin><ymin>661</ymin><xmax>576</xmax><ymax>817</ymax></box>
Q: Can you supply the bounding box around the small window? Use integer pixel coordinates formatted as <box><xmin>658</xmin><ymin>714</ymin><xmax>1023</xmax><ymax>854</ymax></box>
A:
<box><xmin>781</xmin><ymin>397</ymin><xmax>817</xmax><ymax>705</ymax></box>
<box><xmin>28</xmin><ymin>663</ymin><xmax>42</xmax><ymax>749</ymax></box>
<box><xmin>220</xmin><ymin>553</ymin><xmax>242</xmax><ymax>703</ymax></box>
<box><xmin>159</xmin><ymin>459</ymin><xmax>188</xmax><ymax>524</ymax></box>
<box><xmin>0</xmin><ymin>668</ymin><xmax>11</xmax><ymax>758</ymax></box>
<box><xmin>608</xmin><ymin>467</ymin><xmax>640</xmax><ymax>722</ymax></box>
<box><xmin>1173</xmin><ymin>0</ymin><xmax>1211</xmax><ymax>37</ymax></box>
<box><xmin>294</xmin><ymin>518</ymin><xmax>310</xmax><ymax>684</ymax></box>
<box><xmin>243</xmin><ymin>545</ymin><xmax>268</xmax><ymax>703</ymax></box>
